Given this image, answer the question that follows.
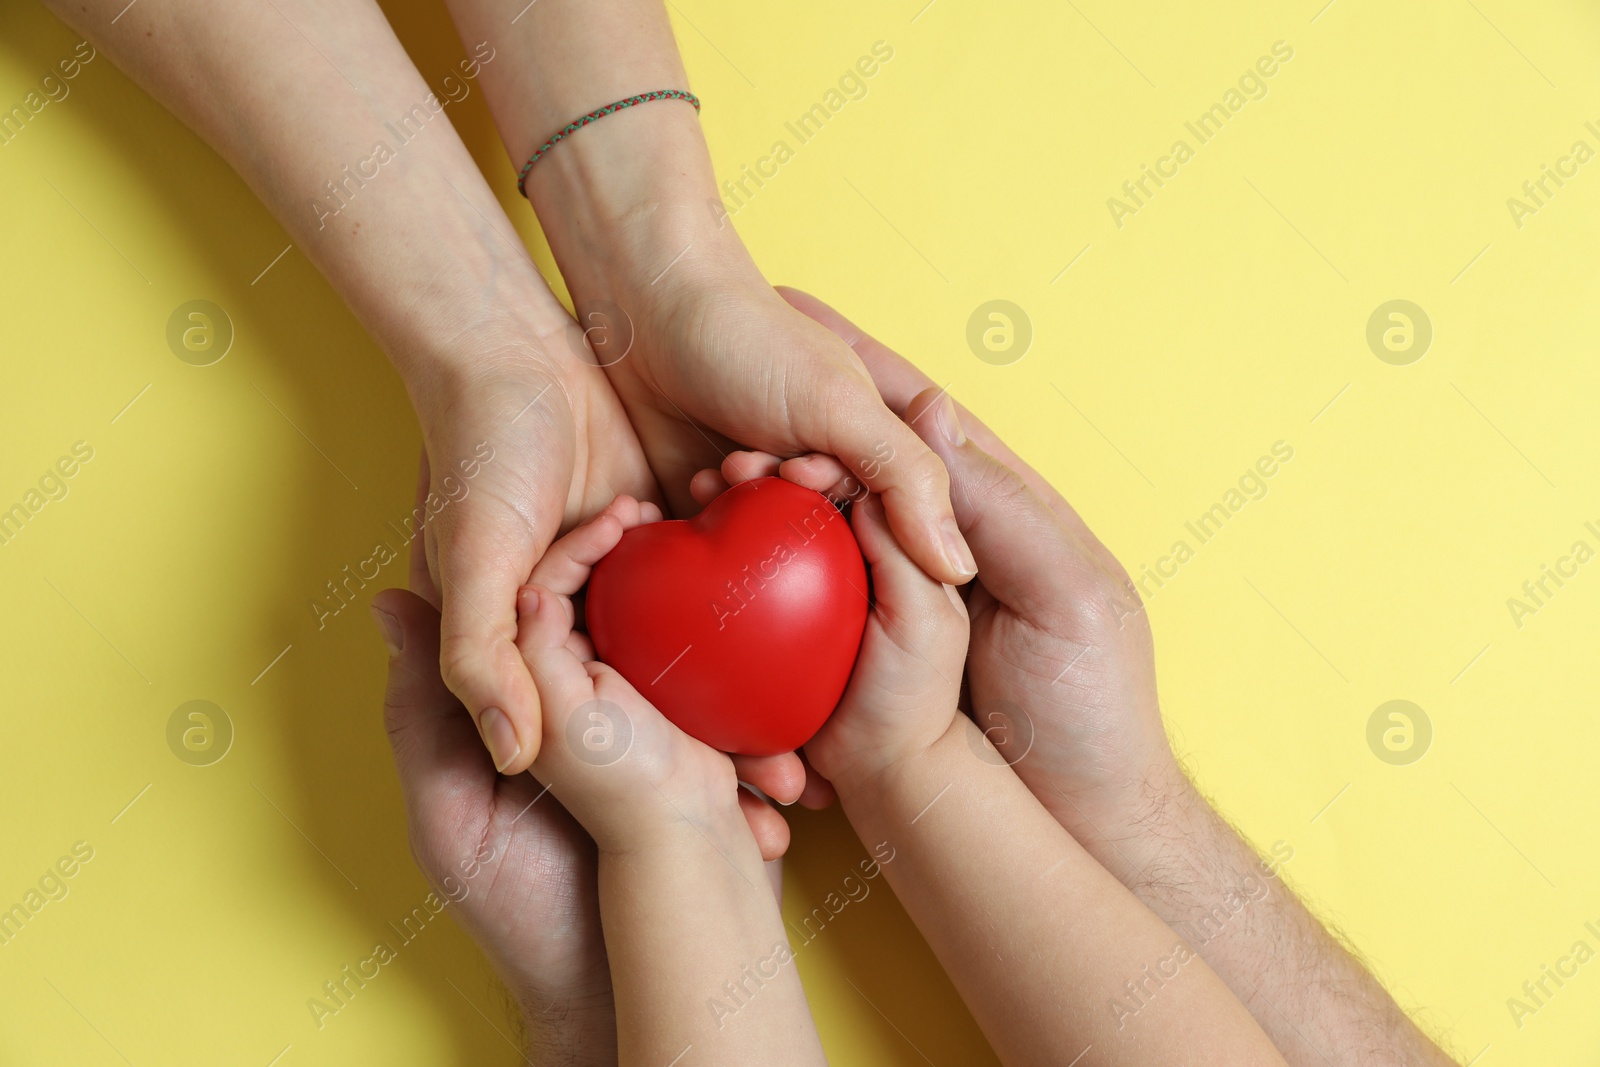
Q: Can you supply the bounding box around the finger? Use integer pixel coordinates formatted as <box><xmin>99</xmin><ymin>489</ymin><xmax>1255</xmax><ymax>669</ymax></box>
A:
<box><xmin>797</xmin><ymin>753</ymin><xmax>838</xmax><ymax>810</ymax></box>
<box><xmin>410</xmin><ymin>450</ymin><xmax>441</xmax><ymax>609</ymax></box>
<box><xmin>639</xmin><ymin>500</ymin><xmax>665</xmax><ymax>524</ymax></box>
<box><xmin>528</xmin><ymin>509</ymin><xmax>626</xmax><ymax>597</ymax></box>
<box><xmin>720</xmin><ymin>450</ymin><xmax>783</xmax><ymax>485</ymax></box>
<box><xmin>903</xmin><ymin>387</ymin><xmax>1103</xmax><ymax>620</ymax></box>
<box><xmin>732</xmin><ymin>752</ymin><xmax>806</xmax><ymax>806</ymax></box>
<box><xmin>689</xmin><ymin>468</ymin><xmax>730</xmax><ymax>506</ymax></box>
<box><xmin>738</xmin><ymin>790</ymin><xmax>791</xmax><ymax>861</ymax></box>
<box><xmin>373</xmin><ymin>588</ymin><xmax>496</xmax><ymax>817</ymax></box>
<box><xmin>514</xmin><ymin>586</ymin><xmax>607</xmax><ymax>754</ymax></box>
<box><xmin>781</xmin><ymin>286</ymin><xmax>1127</xmax><ymax>582</ymax></box>
<box><xmin>777</xmin><ymin>453</ymin><xmax>857</xmax><ymax>500</ymax></box>
<box><xmin>853</xmin><ymin>493</ymin><xmax>968</xmax><ymax>659</ymax></box>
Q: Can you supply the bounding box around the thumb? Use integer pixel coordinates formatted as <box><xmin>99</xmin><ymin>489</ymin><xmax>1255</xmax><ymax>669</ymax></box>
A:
<box><xmin>902</xmin><ymin>387</ymin><xmax>1109</xmax><ymax>622</ymax></box>
<box><xmin>815</xmin><ymin>371</ymin><xmax>977</xmax><ymax>588</ymax></box>
<box><xmin>430</xmin><ymin>497</ymin><xmax>547</xmax><ymax>776</ymax></box>
<box><xmin>373</xmin><ymin>589</ymin><xmax>499</xmax><ymax>818</ymax></box>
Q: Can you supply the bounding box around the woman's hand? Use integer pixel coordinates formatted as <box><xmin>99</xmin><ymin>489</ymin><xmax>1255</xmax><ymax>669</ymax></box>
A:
<box><xmin>414</xmin><ymin>318</ymin><xmax>661</xmax><ymax>776</ymax></box>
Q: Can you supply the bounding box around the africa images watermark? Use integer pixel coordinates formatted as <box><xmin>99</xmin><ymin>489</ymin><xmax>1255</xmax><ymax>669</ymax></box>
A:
<box><xmin>1505</xmin><ymin>918</ymin><xmax>1600</xmax><ymax>1030</ymax></box>
<box><xmin>0</xmin><ymin>440</ymin><xmax>96</xmax><ymax>549</ymax></box>
<box><xmin>1127</xmin><ymin>441</ymin><xmax>1295</xmax><ymax>605</ymax></box>
<box><xmin>1106</xmin><ymin>40</ymin><xmax>1296</xmax><ymax>229</ymax></box>
<box><xmin>0</xmin><ymin>841</ymin><xmax>96</xmax><ymax>949</ymax></box>
<box><xmin>717</xmin><ymin>40</ymin><xmax>896</xmax><ymax>219</ymax></box>
<box><xmin>309</xmin><ymin>441</ymin><xmax>494</xmax><ymax>629</ymax></box>
<box><xmin>1503</xmin><ymin>520</ymin><xmax>1600</xmax><ymax>631</ymax></box>
<box><xmin>307</xmin><ymin>42</ymin><xmax>496</xmax><ymax>231</ymax></box>
<box><xmin>1111</xmin><ymin>839</ymin><xmax>1294</xmax><ymax>1030</ymax></box>
<box><xmin>0</xmin><ymin>40</ymin><xmax>97</xmax><ymax>149</ymax></box>
<box><xmin>1505</xmin><ymin>121</ymin><xmax>1600</xmax><ymax>230</ymax></box>
<box><xmin>306</xmin><ymin>837</ymin><xmax>501</xmax><ymax>1029</ymax></box>
<box><xmin>707</xmin><ymin>841</ymin><xmax>898</xmax><ymax>1030</ymax></box>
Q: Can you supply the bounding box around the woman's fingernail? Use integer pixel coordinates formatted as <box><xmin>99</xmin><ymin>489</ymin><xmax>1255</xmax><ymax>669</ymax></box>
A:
<box><xmin>478</xmin><ymin>707</ymin><xmax>521</xmax><ymax>772</ymax></box>
<box><xmin>942</xmin><ymin>517</ymin><xmax>977</xmax><ymax>578</ymax></box>
<box><xmin>370</xmin><ymin>606</ymin><xmax>403</xmax><ymax>657</ymax></box>
<box><xmin>935</xmin><ymin>393</ymin><xmax>966</xmax><ymax>446</ymax></box>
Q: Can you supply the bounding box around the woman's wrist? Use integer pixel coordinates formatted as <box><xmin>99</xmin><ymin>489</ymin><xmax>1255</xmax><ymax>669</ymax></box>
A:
<box><xmin>523</xmin><ymin>102</ymin><xmax>759</xmax><ymax>311</ymax></box>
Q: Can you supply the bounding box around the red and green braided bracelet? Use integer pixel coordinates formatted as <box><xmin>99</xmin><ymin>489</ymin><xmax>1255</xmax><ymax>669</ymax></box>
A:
<box><xmin>516</xmin><ymin>89</ymin><xmax>701</xmax><ymax>197</ymax></box>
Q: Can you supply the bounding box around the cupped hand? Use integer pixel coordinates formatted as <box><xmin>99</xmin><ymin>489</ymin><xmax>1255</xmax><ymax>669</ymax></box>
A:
<box><xmin>416</xmin><ymin>321</ymin><xmax>660</xmax><ymax>776</ymax></box>
<box><xmin>776</xmin><ymin>290</ymin><xmax>1182</xmax><ymax>841</ymax></box>
<box><xmin>374</xmin><ymin>463</ymin><xmax>802</xmax><ymax>1059</ymax></box>
<box><xmin>509</xmin><ymin>495</ymin><xmax>803</xmax><ymax>857</ymax></box>
<box><xmin>589</xmin><ymin>261</ymin><xmax>977</xmax><ymax>589</ymax></box>
<box><xmin>373</xmin><ymin>465</ymin><xmax>616</xmax><ymax>1061</ymax></box>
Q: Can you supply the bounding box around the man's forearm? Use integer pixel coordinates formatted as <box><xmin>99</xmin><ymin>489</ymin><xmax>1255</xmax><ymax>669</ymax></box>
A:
<box><xmin>1077</xmin><ymin>769</ymin><xmax>1457</xmax><ymax>1066</ymax></box>
<box><xmin>45</xmin><ymin>0</ymin><xmax>570</xmax><ymax>397</ymax></box>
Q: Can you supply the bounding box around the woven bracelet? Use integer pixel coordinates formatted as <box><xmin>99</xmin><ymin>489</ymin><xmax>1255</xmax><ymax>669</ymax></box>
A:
<box><xmin>516</xmin><ymin>89</ymin><xmax>701</xmax><ymax>197</ymax></box>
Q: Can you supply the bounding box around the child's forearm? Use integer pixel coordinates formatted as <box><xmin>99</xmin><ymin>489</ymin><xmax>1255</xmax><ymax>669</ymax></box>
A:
<box><xmin>833</xmin><ymin>718</ymin><xmax>1287</xmax><ymax>1067</ymax></box>
<box><xmin>1086</xmin><ymin>773</ymin><xmax>1458</xmax><ymax>1066</ymax></box>
<box><xmin>598</xmin><ymin>811</ymin><xmax>825</xmax><ymax>1067</ymax></box>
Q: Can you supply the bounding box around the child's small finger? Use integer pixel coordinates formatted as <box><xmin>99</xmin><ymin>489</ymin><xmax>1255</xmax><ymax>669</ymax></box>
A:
<box><xmin>565</xmin><ymin>631</ymin><xmax>596</xmax><ymax>663</ymax></box>
<box><xmin>797</xmin><ymin>753</ymin><xmax>838</xmax><ymax>809</ymax></box>
<box><xmin>515</xmin><ymin>586</ymin><xmax>573</xmax><ymax>655</ymax></box>
<box><xmin>639</xmin><ymin>501</ymin><xmax>664</xmax><ymax>524</ymax></box>
<box><xmin>732</xmin><ymin>752</ymin><xmax>807</xmax><ymax>805</ymax></box>
<box><xmin>777</xmin><ymin>453</ymin><xmax>856</xmax><ymax>498</ymax></box>
<box><xmin>528</xmin><ymin>513</ymin><xmax>624</xmax><ymax>595</ymax></box>
<box><xmin>738</xmin><ymin>790</ymin><xmax>792</xmax><ymax>861</ymax></box>
<box><xmin>853</xmin><ymin>494</ymin><xmax>968</xmax><ymax>651</ymax></box>
<box><xmin>689</xmin><ymin>468</ymin><xmax>729</xmax><ymax>506</ymax></box>
<box><xmin>721</xmin><ymin>450</ymin><xmax>783</xmax><ymax>485</ymax></box>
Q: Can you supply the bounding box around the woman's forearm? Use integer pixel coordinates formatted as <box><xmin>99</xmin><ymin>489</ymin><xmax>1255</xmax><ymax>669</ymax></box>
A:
<box><xmin>45</xmin><ymin>0</ymin><xmax>571</xmax><ymax>397</ymax></box>
<box><xmin>443</xmin><ymin>0</ymin><xmax>752</xmax><ymax>306</ymax></box>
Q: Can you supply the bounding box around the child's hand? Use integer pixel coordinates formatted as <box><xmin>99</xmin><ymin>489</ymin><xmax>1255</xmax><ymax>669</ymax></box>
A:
<box><xmin>700</xmin><ymin>400</ymin><xmax>1176</xmax><ymax>843</ymax></box>
<box><xmin>513</xmin><ymin>495</ymin><xmax>803</xmax><ymax>859</ymax></box>
<box><xmin>691</xmin><ymin>456</ymin><xmax>969</xmax><ymax>796</ymax></box>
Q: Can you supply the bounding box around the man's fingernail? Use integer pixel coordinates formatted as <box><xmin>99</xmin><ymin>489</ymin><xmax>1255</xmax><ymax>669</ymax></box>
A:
<box><xmin>478</xmin><ymin>707</ymin><xmax>521</xmax><ymax>772</ymax></box>
<box><xmin>935</xmin><ymin>394</ymin><xmax>966</xmax><ymax>446</ymax></box>
<box><xmin>941</xmin><ymin>517</ymin><xmax>977</xmax><ymax>578</ymax></box>
<box><xmin>370</xmin><ymin>606</ymin><xmax>403</xmax><ymax>657</ymax></box>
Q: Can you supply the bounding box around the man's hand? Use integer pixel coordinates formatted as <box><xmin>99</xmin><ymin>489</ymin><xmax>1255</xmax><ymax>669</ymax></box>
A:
<box><xmin>784</xmin><ymin>288</ymin><xmax>1460</xmax><ymax>1067</ymax></box>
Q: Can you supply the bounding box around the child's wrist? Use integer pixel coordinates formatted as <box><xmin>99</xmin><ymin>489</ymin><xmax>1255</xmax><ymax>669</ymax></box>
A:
<box><xmin>825</xmin><ymin>714</ymin><xmax>972</xmax><ymax>809</ymax></box>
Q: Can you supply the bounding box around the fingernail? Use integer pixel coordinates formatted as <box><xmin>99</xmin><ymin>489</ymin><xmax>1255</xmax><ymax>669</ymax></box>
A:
<box><xmin>941</xmin><ymin>517</ymin><xmax>977</xmax><ymax>578</ymax></box>
<box><xmin>478</xmin><ymin>707</ymin><xmax>521</xmax><ymax>772</ymax></box>
<box><xmin>370</xmin><ymin>605</ymin><xmax>403</xmax><ymax>657</ymax></box>
<box><xmin>935</xmin><ymin>394</ymin><xmax>966</xmax><ymax>446</ymax></box>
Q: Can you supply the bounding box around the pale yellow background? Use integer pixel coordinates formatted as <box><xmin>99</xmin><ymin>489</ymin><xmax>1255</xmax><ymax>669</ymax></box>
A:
<box><xmin>2</xmin><ymin>0</ymin><xmax>1597</xmax><ymax>1063</ymax></box>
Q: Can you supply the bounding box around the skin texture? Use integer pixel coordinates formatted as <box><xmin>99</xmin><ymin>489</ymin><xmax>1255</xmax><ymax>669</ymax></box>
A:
<box><xmin>720</xmin><ymin>483</ymin><xmax>1286</xmax><ymax>1066</ymax></box>
<box><xmin>438</xmin><ymin>0</ymin><xmax>977</xmax><ymax>770</ymax></box>
<box><xmin>769</xmin><ymin>289</ymin><xmax>1460</xmax><ymax>1067</ymax></box>
<box><xmin>374</xmin><ymin>461</ymin><xmax>803</xmax><ymax>1060</ymax></box>
<box><xmin>509</xmin><ymin>504</ymin><xmax>827</xmax><ymax>1066</ymax></box>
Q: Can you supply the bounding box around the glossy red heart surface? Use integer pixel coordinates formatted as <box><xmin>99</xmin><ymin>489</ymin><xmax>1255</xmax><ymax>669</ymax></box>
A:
<box><xmin>585</xmin><ymin>478</ymin><xmax>868</xmax><ymax>755</ymax></box>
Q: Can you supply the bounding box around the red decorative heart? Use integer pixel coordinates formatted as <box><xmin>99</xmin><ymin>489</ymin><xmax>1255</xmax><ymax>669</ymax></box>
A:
<box><xmin>586</xmin><ymin>478</ymin><xmax>868</xmax><ymax>755</ymax></box>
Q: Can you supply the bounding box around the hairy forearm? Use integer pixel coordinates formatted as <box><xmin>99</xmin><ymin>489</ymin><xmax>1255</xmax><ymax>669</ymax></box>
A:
<box><xmin>835</xmin><ymin>719</ymin><xmax>1285</xmax><ymax>1067</ymax></box>
<box><xmin>1080</xmin><ymin>769</ymin><xmax>1457</xmax><ymax>1066</ymax></box>
<box><xmin>44</xmin><ymin>0</ymin><xmax>569</xmax><ymax>396</ymax></box>
<box><xmin>598</xmin><ymin>817</ymin><xmax>824</xmax><ymax>1066</ymax></box>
